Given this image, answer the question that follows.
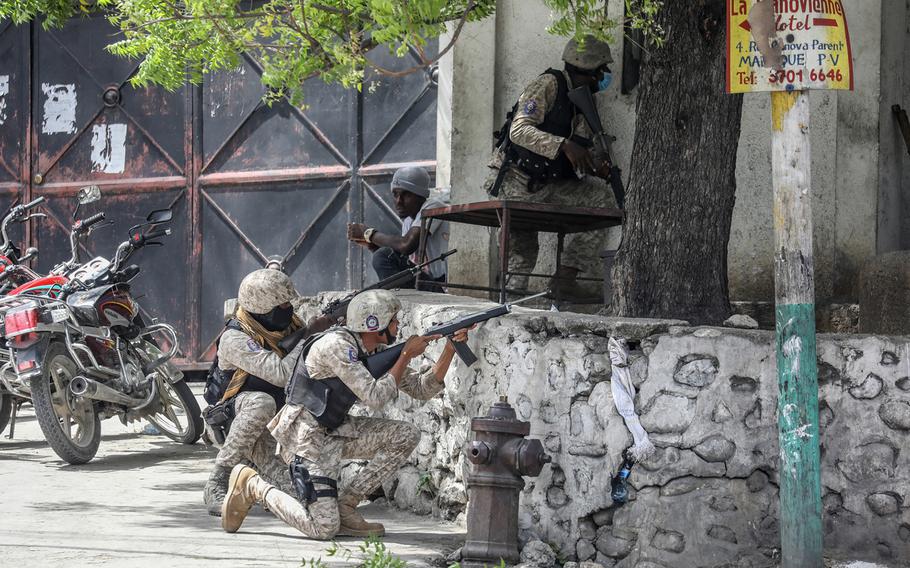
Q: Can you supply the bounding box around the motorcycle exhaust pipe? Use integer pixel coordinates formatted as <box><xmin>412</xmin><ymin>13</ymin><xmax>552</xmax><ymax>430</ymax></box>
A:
<box><xmin>70</xmin><ymin>376</ymin><xmax>147</xmax><ymax>408</ymax></box>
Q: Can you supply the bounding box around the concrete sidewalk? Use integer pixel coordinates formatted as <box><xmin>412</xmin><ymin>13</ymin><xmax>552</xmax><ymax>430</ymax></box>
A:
<box><xmin>0</xmin><ymin>388</ymin><xmax>464</xmax><ymax>568</ymax></box>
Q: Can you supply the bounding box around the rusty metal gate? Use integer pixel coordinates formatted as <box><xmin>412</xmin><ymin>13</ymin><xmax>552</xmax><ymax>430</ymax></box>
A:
<box><xmin>0</xmin><ymin>16</ymin><xmax>437</xmax><ymax>369</ymax></box>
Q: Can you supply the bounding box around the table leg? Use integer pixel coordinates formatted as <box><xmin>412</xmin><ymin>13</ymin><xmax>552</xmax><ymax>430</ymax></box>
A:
<box><xmin>415</xmin><ymin>216</ymin><xmax>428</xmax><ymax>290</ymax></box>
<box><xmin>499</xmin><ymin>208</ymin><xmax>511</xmax><ymax>303</ymax></box>
<box><xmin>555</xmin><ymin>232</ymin><xmax>565</xmax><ymax>305</ymax></box>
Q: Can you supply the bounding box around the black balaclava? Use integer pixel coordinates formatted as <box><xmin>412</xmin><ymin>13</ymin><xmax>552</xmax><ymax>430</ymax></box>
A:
<box><xmin>253</xmin><ymin>304</ymin><xmax>294</xmax><ymax>332</ymax></box>
<box><xmin>379</xmin><ymin>325</ymin><xmax>397</xmax><ymax>344</ymax></box>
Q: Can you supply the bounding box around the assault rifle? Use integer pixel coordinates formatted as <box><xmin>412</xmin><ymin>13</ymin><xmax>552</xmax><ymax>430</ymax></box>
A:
<box><xmin>362</xmin><ymin>290</ymin><xmax>550</xmax><ymax>379</ymax></box>
<box><xmin>567</xmin><ymin>86</ymin><xmax>626</xmax><ymax>210</ymax></box>
<box><xmin>278</xmin><ymin>249</ymin><xmax>457</xmax><ymax>352</ymax></box>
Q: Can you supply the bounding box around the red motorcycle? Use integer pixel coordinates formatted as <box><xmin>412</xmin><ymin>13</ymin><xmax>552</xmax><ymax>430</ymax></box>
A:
<box><xmin>0</xmin><ymin>196</ymin><xmax>46</xmax><ymax>436</ymax></box>
<box><xmin>0</xmin><ymin>193</ymin><xmax>202</xmax><ymax>463</ymax></box>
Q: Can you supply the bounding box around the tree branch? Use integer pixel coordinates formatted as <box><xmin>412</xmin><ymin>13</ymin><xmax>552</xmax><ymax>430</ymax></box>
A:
<box><xmin>363</xmin><ymin>1</ymin><xmax>475</xmax><ymax>77</ymax></box>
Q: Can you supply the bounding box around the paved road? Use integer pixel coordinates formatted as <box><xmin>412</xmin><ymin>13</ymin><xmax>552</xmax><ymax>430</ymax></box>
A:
<box><xmin>0</xmin><ymin>387</ymin><xmax>464</xmax><ymax>568</ymax></box>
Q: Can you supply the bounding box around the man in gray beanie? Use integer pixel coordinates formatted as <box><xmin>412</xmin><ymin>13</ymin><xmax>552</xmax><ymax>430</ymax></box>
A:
<box><xmin>347</xmin><ymin>166</ymin><xmax>449</xmax><ymax>290</ymax></box>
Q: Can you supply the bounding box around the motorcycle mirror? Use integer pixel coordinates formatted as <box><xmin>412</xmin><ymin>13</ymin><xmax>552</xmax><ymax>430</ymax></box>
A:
<box><xmin>74</xmin><ymin>185</ymin><xmax>101</xmax><ymax>220</ymax></box>
<box><xmin>78</xmin><ymin>185</ymin><xmax>101</xmax><ymax>205</ymax></box>
<box><xmin>146</xmin><ymin>208</ymin><xmax>172</xmax><ymax>224</ymax></box>
<box><xmin>21</xmin><ymin>247</ymin><xmax>38</xmax><ymax>262</ymax></box>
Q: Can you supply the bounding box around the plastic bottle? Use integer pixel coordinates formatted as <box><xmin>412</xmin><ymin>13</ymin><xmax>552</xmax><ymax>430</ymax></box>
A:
<box><xmin>610</xmin><ymin>450</ymin><xmax>635</xmax><ymax>504</ymax></box>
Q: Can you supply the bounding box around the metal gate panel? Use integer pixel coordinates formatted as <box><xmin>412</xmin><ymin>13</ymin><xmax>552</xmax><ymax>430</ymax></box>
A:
<box><xmin>0</xmin><ymin>22</ymin><xmax>27</xmax><ymax>251</ymax></box>
<box><xmin>361</xmin><ymin>47</ymin><xmax>438</xmax><ymax>167</ymax></box>
<box><xmin>0</xmin><ymin>23</ymin><xmax>26</xmax><ymax>190</ymax></box>
<box><xmin>196</xmin><ymin>178</ymin><xmax>351</xmax><ymax>360</ymax></box>
<box><xmin>30</xmin><ymin>16</ymin><xmax>193</xmax><ymax>362</ymax></box>
<box><xmin>202</xmin><ymin>57</ymin><xmax>351</xmax><ymax>175</ymax></box>
<box><xmin>4</xmin><ymin>17</ymin><xmax>437</xmax><ymax>368</ymax></box>
<box><xmin>32</xmin><ymin>20</ymin><xmax>186</xmax><ymax>185</ymax></box>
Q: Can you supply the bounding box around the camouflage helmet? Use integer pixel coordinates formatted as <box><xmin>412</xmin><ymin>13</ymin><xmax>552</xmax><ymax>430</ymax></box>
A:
<box><xmin>562</xmin><ymin>35</ymin><xmax>613</xmax><ymax>71</ymax></box>
<box><xmin>347</xmin><ymin>289</ymin><xmax>401</xmax><ymax>332</ymax></box>
<box><xmin>237</xmin><ymin>269</ymin><xmax>298</xmax><ymax>314</ymax></box>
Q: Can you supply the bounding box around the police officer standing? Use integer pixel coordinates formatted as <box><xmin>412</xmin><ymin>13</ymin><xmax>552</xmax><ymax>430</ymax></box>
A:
<box><xmin>484</xmin><ymin>35</ymin><xmax>619</xmax><ymax>301</ymax></box>
<box><xmin>202</xmin><ymin>269</ymin><xmax>330</xmax><ymax>516</ymax></box>
<box><xmin>219</xmin><ymin>289</ymin><xmax>471</xmax><ymax>539</ymax></box>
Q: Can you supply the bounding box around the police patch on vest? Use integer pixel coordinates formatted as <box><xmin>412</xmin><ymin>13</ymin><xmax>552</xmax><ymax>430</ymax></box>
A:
<box><xmin>247</xmin><ymin>338</ymin><xmax>263</xmax><ymax>352</ymax></box>
<box><xmin>348</xmin><ymin>347</ymin><xmax>358</xmax><ymax>362</ymax></box>
<box><xmin>366</xmin><ymin>315</ymin><xmax>379</xmax><ymax>330</ymax></box>
<box><xmin>522</xmin><ymin>99</ymin><xmax>538</xmax><ymax>116</ymax></box>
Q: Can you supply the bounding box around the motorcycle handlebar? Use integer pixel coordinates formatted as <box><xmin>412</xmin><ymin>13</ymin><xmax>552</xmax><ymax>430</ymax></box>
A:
<box><xmin>144</xmin><ymin>228</ymin><xmax>170</xmax><ymax>240</ymax></box>
<box><xmin>82</xmin><ymin>212</ymin><xmax>106</xmax><ymax>228</ymax></box>
<box><xmin>22</xmin><ymin>196</ymin><xmax>45</xmax><ymax>209</ymax></box>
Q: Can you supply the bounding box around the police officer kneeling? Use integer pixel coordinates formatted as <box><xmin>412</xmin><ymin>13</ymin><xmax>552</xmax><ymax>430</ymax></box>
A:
<box><xmin>203</xmin><ymin>269</ymin><xmax>328</xmax><ymax>515</ymax></box>
<box><xmin>220</xmin><ymin>289</ymin><xmax>471</xmax><ymax>538</ymax></box>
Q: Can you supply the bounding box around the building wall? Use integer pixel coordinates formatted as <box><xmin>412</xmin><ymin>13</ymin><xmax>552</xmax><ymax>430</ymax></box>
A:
<box><xmin>438</xmin><ymin>0</ymin><xmax>894</xmax><ymax>305</ymax></box>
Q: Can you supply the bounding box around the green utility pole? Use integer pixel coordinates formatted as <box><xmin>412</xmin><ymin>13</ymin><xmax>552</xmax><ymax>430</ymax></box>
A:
<box><xmin>771</xmin><ymin>89</ymin><xmax>823</xmax><ymax>568</ymax></box>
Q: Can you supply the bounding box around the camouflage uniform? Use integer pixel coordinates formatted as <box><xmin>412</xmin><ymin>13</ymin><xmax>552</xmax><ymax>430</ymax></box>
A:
<box><xmin>484</xmin><ymin>70</ymin><xmax>617</xmax><ymax>292</ymax></box>
<box><xmin>204</xmin><ymin>268</ymin><xmax>305</xmax><ymax>515</ymax></box>
<box><xmin>211</xmin><ymin>329</ymin><xmax>305</xmax><ymax>494</ymax></box>
<box><xmin>241</xmin><ymin>328</ymin><xmax>442</xmax><ymax>539</ymax></box>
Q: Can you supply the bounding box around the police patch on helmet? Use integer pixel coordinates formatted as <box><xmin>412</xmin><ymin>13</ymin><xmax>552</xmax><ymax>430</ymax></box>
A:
<box><xmin>365</xmin><ymin>314</ymin><xmax>380</xmax><ymax>330</ymax></box>
<box><xmin>522</xmin><ymin>99</ymin><xmax>538</xmax><ymax>115</ymax></box>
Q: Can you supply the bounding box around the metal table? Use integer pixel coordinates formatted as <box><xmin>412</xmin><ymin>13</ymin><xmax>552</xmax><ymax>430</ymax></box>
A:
<box><xmin>416</xmin><ymin>200</ymin><xmax>623</xmax><ymax>303</ymax></box>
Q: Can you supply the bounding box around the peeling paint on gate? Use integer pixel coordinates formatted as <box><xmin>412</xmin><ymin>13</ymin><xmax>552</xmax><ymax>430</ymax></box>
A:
<box><xmin>90</xmin><ymin>123</ymin><xmax>128</xmax><ymax>173</ymax></box>
<box><xmin>0</xmin><ymin>75</ymin><xmax>8</xmax><ymax>125</ymax></box>
<box><xmin>41</xmin><ymin>83</ymin><xmax>77</xmax><ymax>134</ymax></box>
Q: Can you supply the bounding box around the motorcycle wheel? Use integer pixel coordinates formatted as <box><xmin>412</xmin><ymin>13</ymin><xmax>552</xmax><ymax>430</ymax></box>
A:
<box><xmin>146</xmin><ymin>379</ymin><xmax>203</xmax><ymax>445</ymax></box>
<box><xmin>0</xmin><ymin>393</ymin><xmax>12</xmax><ymax>435</ymax></box>
<box><xmin>30</xmin><ymin>341</ymin><xmax>101</xmax><ymax>464</ymax></box>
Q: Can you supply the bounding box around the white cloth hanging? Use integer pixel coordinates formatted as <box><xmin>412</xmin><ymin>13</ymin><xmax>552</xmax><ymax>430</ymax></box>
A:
<box><xmin>608</xmin><ymin>337</ymin><xmax>655</xmax><ymax>462</ymax></box>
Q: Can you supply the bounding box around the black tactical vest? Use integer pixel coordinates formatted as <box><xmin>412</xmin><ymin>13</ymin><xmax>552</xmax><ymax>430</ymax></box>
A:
<box><xmin>506</xmin><ymin>69</ymin><xmax>590</xmax><ymax>183</ymax></box>
<box><xmin>204</xmin><ymin>319</ymin><xmax>287</xmax><ymax>407</ymax></box>
<box><xmin>285</xmin><ymin>329</ymin><xmax>365</xmax><ymax>430</ymax></box>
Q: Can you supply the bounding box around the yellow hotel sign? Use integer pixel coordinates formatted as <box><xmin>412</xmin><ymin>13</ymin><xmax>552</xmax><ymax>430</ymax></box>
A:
<box><xmin>726</xmin><ymin>0</ymin><xmax>854</xmax><ymax>93</ymax></box>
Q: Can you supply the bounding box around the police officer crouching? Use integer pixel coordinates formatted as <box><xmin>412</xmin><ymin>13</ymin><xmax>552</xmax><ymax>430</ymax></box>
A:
<box><xmin>202</xmin><ymin>269</ymin><xmax>330</xmax><ymax>516</ymax></box>
<box><xmin>220</xmin><ymin>289</ymin><xmax>472</xmax><ymax>539</ymax></box>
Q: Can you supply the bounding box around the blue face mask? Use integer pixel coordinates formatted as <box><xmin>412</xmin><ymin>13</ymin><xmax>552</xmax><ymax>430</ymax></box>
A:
<box><xmin>597</xmin><ymin>72</ymin><xmax>613</xmax><ymax>92</ymax></box>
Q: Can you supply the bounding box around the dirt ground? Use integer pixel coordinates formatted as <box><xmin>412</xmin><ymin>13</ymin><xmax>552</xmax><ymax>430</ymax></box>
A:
<box><xmin>0</xmin><ymin>386</ymin><xmax>464</xmax><ymax>568</ymax></box>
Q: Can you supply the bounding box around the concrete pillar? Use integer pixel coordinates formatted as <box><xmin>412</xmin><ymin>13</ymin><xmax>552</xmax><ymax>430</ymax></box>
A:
<box><xmin>833</xmin><ymin>0</ymin><xmax>883</xmax><ymax>300</ymax></box>
<box><xmin>436</xmin><ymin>17</ymin><xmax>497</xmax><ymax>293</ymax></box>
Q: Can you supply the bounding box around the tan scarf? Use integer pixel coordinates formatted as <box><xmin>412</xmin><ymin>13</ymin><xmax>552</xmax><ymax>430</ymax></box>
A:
<box><xmin>220</xmin><ymin>307</ymin><xmax>303</xmax><ymax>402</ymax></box>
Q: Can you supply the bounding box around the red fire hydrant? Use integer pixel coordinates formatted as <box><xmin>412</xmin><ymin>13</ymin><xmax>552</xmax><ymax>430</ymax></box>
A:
<box><xmin>462</xmin><ymin>396</ymin><xmax>552</xmax><ymax>567</ymax></box>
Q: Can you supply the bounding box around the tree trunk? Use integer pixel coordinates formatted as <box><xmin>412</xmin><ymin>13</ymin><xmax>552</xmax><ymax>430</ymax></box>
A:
<box><xmin>611</xmin><ymin>0</ymin><xmax>743</xmax><ymax>325</ymax></box>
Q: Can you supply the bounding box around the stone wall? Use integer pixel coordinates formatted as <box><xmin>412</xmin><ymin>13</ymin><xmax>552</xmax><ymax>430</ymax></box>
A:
<box><xmin>369</xmin><ymin>292</ymin><xmax>910</xmax><ymax>568</ymax></box>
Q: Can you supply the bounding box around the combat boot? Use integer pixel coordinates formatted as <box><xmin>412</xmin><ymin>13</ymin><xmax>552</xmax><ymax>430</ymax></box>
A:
<box><xmin>203</xmin><ymin>465</ymin><xmax>231</xmax><ymax>517</ymax></box>
<box><xmin>548</xmin><ymin>266</ymin><xmax>603</xmax><ymax>304</ymax></box>
<box><xmin>337</xmin><ymin>494</ymin><xmax>385</xmax><ymax>537</ymax></box>
<box><xmin>222</xmin><ymin>465</ymin><xmax>259</xmax><ymax>533</ymax></box>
